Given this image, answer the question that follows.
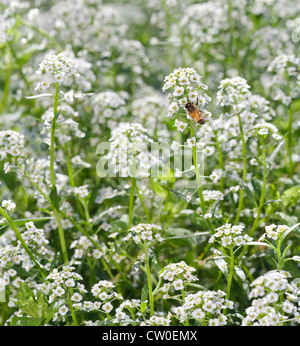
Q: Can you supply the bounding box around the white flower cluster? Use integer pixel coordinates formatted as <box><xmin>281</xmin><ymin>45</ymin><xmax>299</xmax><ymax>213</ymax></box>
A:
<box><xmin>159</xmin><ymin>261</ymin><xmax>198</xmax><ymax>298</ymax></box>
<box><xmin>202</xmin><ymin>190</ymin><xmax>224</xmax><ymax>201</ymax></box>
<box><xmin>72</xmin><ymin>184</ymin><xmax>90</xmax><ymax>199</ymax></box>
<box><xmin>35</xmin><ymin>53</ymin><xmax>80</xmax><ymax>91</ymax></box>
<box><xmin>162</xmin><ymin>67</ymin><xmax>210</xmax><ymax>118</ymax></box>
<box><xmin>132</xmin><ymin>94</ymin><xmax>165</xmax><ymax>122</ymax></box>
<box><xmin>267</xmin><ymin>54</ymin><xmax>300</xmax><ymax>79</ymax></box>
<box><xmin>173</xmin><ymin>290</ymin><xmax>234</xmax><ymax>326</ymax></box>
<box><xmin>70</xmin><ymin>235</ymin><xmax>107</xmax><ymax>262</ymax></box>
<box><xmin>21</xmin><ymin>221</ymin><xmax>53</xmax><ymax>258</ymax></box>
<box><xmin>242</xmin><ymin>270</ymin><xmax>300</xmax><ymax>326</ymax></box>
<box><xmin>250</xmin><ymin>122</ymin><xmax>281</xmax><ymax>138</ymax></box>
<box><xmin>1</xmin><ymin>200</ymin><xmax>16</xmax><ymax>212</ymax></box>
<box><xmin>209</xmin><ymin>223</ymin><xmax>253</xmax><ymax>248</ymax></box>
<box><xmin>124</xmin><ymin>223</ymin><xmax>163</xmax><ymax>245</ymax></box>
<box><xmin>0</xmin><ymin>130</ymin><xmax>25</xmax><ymax>160</ymax></box>
<box><xmin>217</xmin><ymin>77</ymin><xmax>251</xmax><ymax>111</ymax></box>
<box><xmin>267</xmin><ymin>54</ymin><xmax>300</xmax><ymax>104</ymax></box>
<box><xmin>45</xmin><ymin>266</ymin><xmax>86</xmax><ymax>305</ymax></box>
<box><xmin>106</xmin><ymin>123</ymin><xmax>154</xmax><ymax>177</ymax></box>
<box><xmin>140</xmin><ymin>314</ymin><xmax>172</xmax><ymax>326</ymax></box>
<box><xmin>180</xmin><ymin>2</ymin><xmax>228</xmax><ymax>45</ymax></box>
<box><xmin>84</xmin><ymin>280</ymin><xmax>123</xmax><ymax>314</ymax></box>
<box><xmin>111</xmin><ymin>299</ymin><xmax>141</xmax><ymax>324</ymax></box>
<box><xmin>258</xmin><ymin>224</ymin><xmax>290</xmax><ymax>241</ymax></box>
<box><xmin>0</xmin><ymin>222</ymin><xmax>54</xmax><ymax>275</ymax></box>
<box><xmin>91</xmin><ymin>91</ymin><xmax>128</xmax><ymax>131</ymax></box>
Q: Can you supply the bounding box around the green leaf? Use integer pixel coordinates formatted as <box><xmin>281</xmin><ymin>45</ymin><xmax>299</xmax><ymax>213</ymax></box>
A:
<box><xmin>148</xmin><ymin>248</ymin><xmax>160</xmax><ymax>273</ymax></box>
<box><xmin>267</xmin><ymin>140</ymin><xmax>285</xmax><ymax>172</ymax></box>
<box><xmin>281</xmin><ymin>186</ymin><xmax>300</xmax><ymax>208</ymax></box>
<box><xmin>25</xmin><ymin>93</ymin><xmax>53</xmax><ymax>99</ymax></box>
<box><xmin>10</xmin><ymin>316</ymin><xmax>44</xmax><ymax>326</ymax></box>
<box><xmin>245</xmin><ymin>241</ymin><xmax>274</xmax><ymax>249</ymax></box>
<box><xmin>130</xmin><ymin>260</ymin><xmax>142</xmax><ymax>275</ymax></box>
<box><xmin>273</xmin><ymin>212</ymin><xmax>298</xmax><ymax>226</ymax></box>
<box><xmin>141</xmin><ymin>283</ymin><xmax>148</xmax><ymax>303</ymax></box>
<box><xmin>214</xmin><ymin>257</ymin><xmax>228</xmax><ymax>277</ymax></box>
<box><xmin>251</xmin><ymin>178</ymin><xmax>262</xmax><ymax>199</ymax></box>
<box><xmin>234</xmin><ymin>266</ymin><xmax>247</xmax><ymax>282</ymax></box>
<box><xmin>262</xmin><ymin>199</ymin><xmax>281</xmax><ymax>207</ymax></box>
<box><xmin>167</xmin><ymin>187</ymin><xmax>198</xmax><ymax>205</ymax></box>
<box><xmin>12</xmin><ymin>282</ymin><xmax>56</xmax><ymax>323</ymax></box>
<box><xmin>233</xmin><ymin>176</ymin><xmax>258</xmax><ymax>208</ymax></box>
<box><xmin>151</xmin><ymin>181</ymin><xmax>169</xmax><ymax>199</ymax></box>
<box><xmin>282</xmin><ymin>223</ymin><xmax>300</xmax><ymax>241</ymax></box>
<box><xmin>50</xmin><ymin>186</ymin><xmax>60</xmax><ymax>209</ymax></box>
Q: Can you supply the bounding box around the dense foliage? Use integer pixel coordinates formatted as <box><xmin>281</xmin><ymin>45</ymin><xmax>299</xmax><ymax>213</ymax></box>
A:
<box><xmin>0</xmin><ymin>0</ymin><xmax>300</xmax><ymax>326</ymax></box>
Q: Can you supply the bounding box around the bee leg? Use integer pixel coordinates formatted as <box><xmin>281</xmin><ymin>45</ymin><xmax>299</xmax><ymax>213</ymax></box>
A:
<box><xmin>196</xmin><ymin>96</ymin><xmax>199</xmax><ymax>108</ymax></box>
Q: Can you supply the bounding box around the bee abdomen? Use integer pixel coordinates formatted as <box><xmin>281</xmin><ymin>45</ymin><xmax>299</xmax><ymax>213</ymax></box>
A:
<box><xmin>197</xmin><ymin>119</ymin><xmax>205</xmax><ymax>125</ymax></box>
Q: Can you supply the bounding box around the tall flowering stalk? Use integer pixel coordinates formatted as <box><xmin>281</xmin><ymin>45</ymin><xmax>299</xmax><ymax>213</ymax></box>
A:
<box><xmin>33</xmin><ymin>53</ymin><xmax>80</xmax><ymax>265</ymax></box>
<box><xmin>267</xmin><ymin>54</ymin><xmax>300</xmax><ymax>171</ymax></box>
<box><xmin>208</xmin><ymin>223</ymin><xmax>253</xmax><ymax>303</ymax></box>
<box><xmin>162</xmin><ymin>67</ymin><xmax>214</xmax><ymax>232</ymax></box>
<box><xmin>105</xmin><ymin>122</ymin><xmax>153</xmax><ymax>227</ymax></box>
<box><xmin>124</xmin><ymin>223</ymin><xmax>164</xmax><ymax>316</ymax></box>
<box><xmin>217</xmin><ymin>77</ymin><xmax>252</xmax><ymax>225</ymax></box>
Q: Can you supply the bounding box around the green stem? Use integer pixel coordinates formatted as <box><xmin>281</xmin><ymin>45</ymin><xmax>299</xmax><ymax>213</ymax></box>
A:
<box><xmin>234</xmin><ymin>113</ymin><xmax>247</xmax><ymax>225</ymax></box>
<box><xmin>144</xmin><ymin>244</ymin><xmax>154</xmax><ymax>317</ymax></box>
<box><xmin>66</xmin><ymin>288</ymin><xmax>78</xmax><ymax>326</ymax></box>
<box><xmin>0</xmin><ymin>46</ymin><xmax>11</xmax><ymax>115</ymax></box>
<box><xmin>50</xmin><ymin>83</ymin><xmax>59</xmax><ymax>187</ymax></box>
<box><xmin>238</xmin><ymin>139</ymin><xmax>267</xmax><ymax>261</ymax></box>
<box><xmin>190</xmin><ymin>123</ymin><xmax>214</xmax><ymax>232</ymax></box>
<box><xmin>128</xmin><ymin>178</ymin><xmax>136</xmax><ymax>228</ymax></box>
<box><xmin>223</xmin><ymin>247</ymin><xmax>234</xmax><ymax>316</ymax></box>
<box><xmin>50</xmin><ymin>83</ymin><xmax>68</xmax><ymax>265</ymax></box>
<box><xmin>214</xmin><ymin>130</ymin><xmax>224</xmax><ymax>193</ymax></box>
<box><xmin>135</xmin><ymin>180</ymin><xmax>151</xmax><ymax>223</ymax></box>
<box><xmin>249</xmin><ymin>138</ymin><xmax>267</xmax><ymax>238</ymax></box>
<box><xmin>64</xmin><ymin>142</ymin><xmax>76</xmax><ymax>187</ymax></box>
<box><xmin>20</xmin><ymin>18</ymin><xmax>62</xmax><ymax>50</ymax></box>
<box><xmin>226</xmin><ymin>247</ymin><xmax>235</xmax><ymax>301</ymax></box>
<box><xmin>277</xmin><ymin>237</ymin><xmax>284</xmax><ymax>270</ymax></box>
<box><xmin>0</xmin><ymin>206</ymin><xmax>47</xmax><ymax>277</ymax></box>
<box><xmin>286</xmin><ymin>79</ymin><xmax>293</xmax><ymax>171</ymax></box>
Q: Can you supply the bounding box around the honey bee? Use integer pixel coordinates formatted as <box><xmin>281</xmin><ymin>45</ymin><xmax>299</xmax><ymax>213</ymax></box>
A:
<box><xmin>184</xmin><ymin>97</ymin><xmax>205</xmax><ymax>125</ymax></box>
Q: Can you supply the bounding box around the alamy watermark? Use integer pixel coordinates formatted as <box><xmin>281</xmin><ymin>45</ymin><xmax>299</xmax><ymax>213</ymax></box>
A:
<box><xmin>291</xmin><ymin>18</ymin><xmax>300</xmax><ymax>43</ymax></box>
<box><xmin>0</xmin><ymin>16</ymin><xmax>6</xmax><ymax>43</ymax></box>
<box><xmin>0</xmin><ymin>278</ymin><xmax>6</xmax><ymax>302</ymax></box>
<box><xmin>96</xmin><ymin>141</ymin><xmax>205</xmax><ymax>190</ymax></box>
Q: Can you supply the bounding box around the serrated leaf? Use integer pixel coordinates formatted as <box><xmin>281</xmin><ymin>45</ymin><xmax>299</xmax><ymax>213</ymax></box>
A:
<box><xmin>10</xmin><ymin>316</ymin><xmax>44</xmax><ymax>326</ymax></box>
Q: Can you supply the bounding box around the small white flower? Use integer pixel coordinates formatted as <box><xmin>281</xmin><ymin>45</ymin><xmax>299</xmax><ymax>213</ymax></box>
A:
<box><xmin>173</xmin><ymin>279</ymin><xmax>184</xmax><ymax>290</ymax></box>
